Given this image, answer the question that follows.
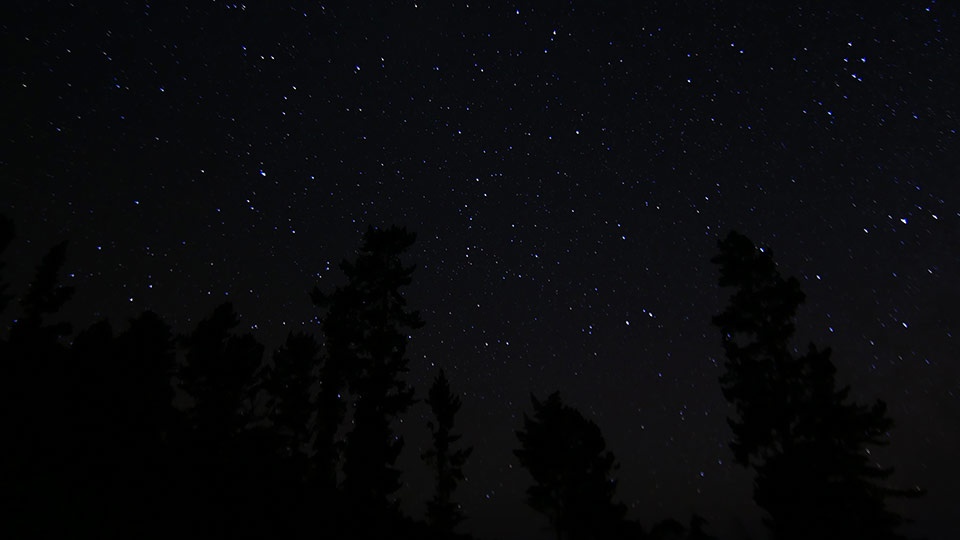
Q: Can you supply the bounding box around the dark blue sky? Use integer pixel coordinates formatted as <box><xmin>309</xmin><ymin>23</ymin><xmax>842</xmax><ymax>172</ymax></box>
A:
<box><xmin>2</xmin><ymin>2</ymin><xmax>957</xmax><ymax>538</ymax></box>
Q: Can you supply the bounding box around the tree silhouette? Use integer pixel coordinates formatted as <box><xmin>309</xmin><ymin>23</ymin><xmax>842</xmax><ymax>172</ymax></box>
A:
<box><xmin>515</xmin><ymin>392</ymin><xmax>626</xmax><ymax>540</ymax></box>
<box><xmin>311</xmin><ymin>225</ymin><xmax>424</xmax><ymax>527</ymax></box>
<box><xmin>648</xmin><ymin>518</ymin><xmax>686</xmax><ymax>540</ymax></box>
<box><xmin>11</xmin><ymin>239</ymin><xmax>74</xmax><ymax>344</ymax></box>
<box><xmin>179</xmin><ymin>302</ymin><xmax>264</xmax><ymax>438</ymax></box>
<box><xmin>0</xmin><ymin>215</ymin><xmax>13</xmax><ymax>314</ymax></box>
<box><xmin>250</xmin><ymin>330</ymin><xmax>323</xmax><ymax>536</ymax></box>
<box><xmin>422</xmin><ymin>368</ymin><xmax>473</xmax><ymax>537</ymax></box>
<box><xmin>0</xmin><ymin>225</ymin><xmax>187</xmax><ymax>538</ymax></box>
<box><xmin>643</xmin><ymin>515</ymin><xmax>718</xmax><ymax>540</ymax></box>
<box><xmin>176</xmin><ymin>301</ymin><xmax>267</xmax><ymax>536</ymax></box>
<box><xmin>0</xmin><ymin>222</ymin><xmax>437</xmax><ymax>538</ymax></box>
<box><xmin>2</xmin><ymin>235</ymin><xmax>76</xmax><ymax>536</ymax></box>
<box><xmin>262</xmin><ymin>331</ymin><xmax>321</xmax><ymax>473</ymax></box>
<box><xmin>68</xmin><ymin>311</ymin><xmax>179</xmax><ymax>537</ymax></box>
<box><xmin>686</xmin><ymin>514</ymin><xmax>718</xmax><ymax>540</ymax></box>
<box><xmin>712</xmin><ymin>230</ymin><xmax>919</xmax><ymax>540</ymax></box>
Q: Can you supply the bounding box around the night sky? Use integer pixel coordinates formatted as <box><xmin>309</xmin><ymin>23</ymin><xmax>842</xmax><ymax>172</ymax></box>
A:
<box><xmin>2</xmin><ymin>2</ymin><xmax>958</xmax><ymax>538</ymax></box>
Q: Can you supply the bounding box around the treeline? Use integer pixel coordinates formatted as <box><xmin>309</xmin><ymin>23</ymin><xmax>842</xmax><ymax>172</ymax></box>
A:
<box><xmin>0</xmin><ymin>218</ymin><xmax>920</xmax><ymax>540</ymax></box>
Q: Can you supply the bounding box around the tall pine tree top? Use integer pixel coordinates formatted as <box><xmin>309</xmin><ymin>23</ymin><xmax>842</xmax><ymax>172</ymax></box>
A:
<box><xmin>312</xmin><ymin>225</ymin><xmax>424</xmax><ymax>518</ymax></box>
<box><xmin>423</xmin><ymin>368</ymin><xmax>473</xmax><ymax>536</ymax></box>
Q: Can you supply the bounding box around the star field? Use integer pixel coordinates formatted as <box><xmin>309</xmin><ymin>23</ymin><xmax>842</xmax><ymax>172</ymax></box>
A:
<box><xmin>2</xmin><ymin>2</ymin><xmax>958</xmax><ymax>538</ymax></box>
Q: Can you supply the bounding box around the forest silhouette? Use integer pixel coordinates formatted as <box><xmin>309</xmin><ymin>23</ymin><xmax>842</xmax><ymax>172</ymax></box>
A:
<box><xmin>0</xmin><ymin>217</ymin><xmax>922</xmax><ymax>540</ymax></box>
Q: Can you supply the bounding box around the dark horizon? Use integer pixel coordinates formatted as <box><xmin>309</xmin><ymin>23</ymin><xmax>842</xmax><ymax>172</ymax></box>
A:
<box><xmin>0</xmin><ymin>220</ymin><xmax>945</xmax><ymax>540</ymax></box>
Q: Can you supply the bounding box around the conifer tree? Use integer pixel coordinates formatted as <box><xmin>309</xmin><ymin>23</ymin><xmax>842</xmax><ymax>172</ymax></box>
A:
<box><xmin>0</xmin><ymin>215</ymin><xmax>13</xmax><ymax>314</ymax></box>
<box><xmin>515</xmin><ymin>392</ymin><xmax>625</xmax><ymax>540</ymax></box>
<box><xmin>422</xmin><ymin>368</ymin><xmax>473</xmax><ymax>536</ymax></box>
<box><xmin>311</xmin><ymin>226</ymin><xmax>423</xmax><ymax>514</ymax></box>
<box><xmin>712</xmin><ymin>230</ymin><xmax>919</xmax><ymax>540</ymax></box>
<box><xmin>264</xmin><ymin>331</ymin><xmax>320</xmax><ymax>468</ymax></box>
<box><xmin>2</xmin><ymin>233</ymin><xmax>75</xmax><ymax>536</ymax></box>
<box><xmin>179</xmin><ymin>302</ymin><xmax>263</xmax><ymax>439</ymax></box>
<box><xmin>176</xmin><ymin>302</ymin><xmax>265</xmax><ymax>535</ymax></box>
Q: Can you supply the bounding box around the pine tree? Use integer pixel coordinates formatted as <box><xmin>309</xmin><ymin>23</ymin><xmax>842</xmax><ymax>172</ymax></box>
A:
<box><xmin>311</xmin><ymin>225</ymin><xmax>424</xmax><ymax>516</ymax></box>
<box><xmin>2</xmin><ymin>233</ymin><xmax>76</xmax><ymax>536</ymax></box>
<box><xmin>0</xmin><ymin>215</ymin><xmax>14</xmax><ymax>314</ymax></box>
<box><xmin>422</xmin><ymin>368</ymin><xmax>473</xmax><ymax>536</ymax></box>
<box><xmin>179</xmin><ymin>302</ymin><xmax>264</xmax><ymax>440</ymax></box>
<box><xmin>711</xmin><ymin>231</ymin><xmax>920</xmax><ymax>540</ymax></box>
<box><xmin>224</xmin><ymin>330</ymin><xmax>323</xmax><ymax>538</ymax></box>
<box><xmin>11</xmin><ymin>240</ymin><xmax>74</xmax><ymax>345</ymax></box>
<box><xmin>176</xmin><ymin>302</ymin><xmax>266</xmax><ymax>535</ymax></box>
<box><xmin>69</xmin><ymin>311</ymin><xmax>178</xmax><ymax>537</ymax></box>
<box><xmin>264</xmin><ymin>331</ymin><xmax>320</xmax><ymax>469</ymax></box>
<box><xmin>514</xmin><ymin>392</ymin><xmax>625</xmax><ymax>540</ymax></box>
